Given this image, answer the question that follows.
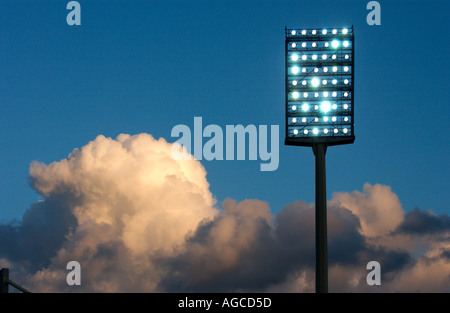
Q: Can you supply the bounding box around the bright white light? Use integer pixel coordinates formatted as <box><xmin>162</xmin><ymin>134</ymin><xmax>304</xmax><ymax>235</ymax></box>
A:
<box><xmin>332</xmin><ymin>54</ymin><xmax>337</xmax><ymax>60</ymax></box>
<box><xmin>332</xmin><ymin>116</ymin><xmax>337</xmax><ymax>122</ymax></box>
<box><xmin>312</xmin><ymin>54</ymin><xmax>318</xmax><ymax>60</ymax></box>
<box><xmin>323</xmin><ymin>117</ymin><xmax>329</xmax><ymax>122</ymax></box>
<box><xmin>344</xmin><ymin>117</ymin><xmax>349</xmax><ymax>122</ymax></box>
<box><xmin>302</xmin><ymin>68</ymin><xmax>307</xmax><ymax>73</ymax></box>
<box><xmin>304</xmin><ymin>129</ymin><xmax>308</xmax><ymax>134</ymax></box>
<box><xmin>332</xmin><ymin>29</ymin><xmax>337</xmax><ymax>34</ymax></box>
<box><xmin>313</xmin><ymin>128</ymin><xmax>319</xmax><ymax>135</ymax></box>
<box><xmin>292</xmin><ymin>66</ymin><xmax>300</xmax><ymax>74</ymax></box>
<box><xmin>344</xmin><ymin>66</ymin><xmax>349</xmax><ymax>72</ymax></box>
<box><xmin>323</xmin><ymin>67</ymin><xmax>328</xmax><ymax>72</ymax></box>
<box><xmin>302</xmin><ymin>117</ymin><xmax>307</xmax><ymax>123</ymax></box>
<box><xmin>342</xmin><ymin>28</ymin><xmax>348</xmax><ymax>34</ymax></box>
<box><xmin>302</xmin><ymin>55</ymin><xmax>307</xmax><ymax>60</ymax></box>
<box><xmin>343</xmin><ymin>128</ymin><xmax>348</xmax><ymax>134</ymax></box>
<box><xmin>302</xmin><ymin>80</ymin><xmax>307</xmax><ymax>85</ymax></box>
<box><xmin>321</xmin><ymin>54</ymin><xmax>327</xmax><ymax>60</ymax></box>
<box><xmin>291</xmin><ymin>43</ymin><xmax>297</xmax><ymax>48</ymax></box>
<box><xmin>332</xmin><ymin>66</ymin><xmax>338</xmax><ymax>72</ymax></box>
<box><xmin>302</xmin><ymin>103</ymin><xmax>309</xmax><ymax>112</ymax></box>
<box><xmin>345</xmin><ymin>54</ymin><xmax>349</xmax><ymax>59</ymax></box>
<box><xmin>332</xmin><ymin>40</ymin><xmax>340</xmax><ymax>48</ymax></box>
<box><xmin>314</xmin><ymin>117</ymin><xmax>319</xmax><ymax>122</ymax></box>
<box><xmin>322</xmin><ymin>29</ymin><xmax>327</xmax><ymax>35</ymax></box>
<box><xmin>343</xmin><ymin>41</ymin><xmax>349</xmax><ymax>47</ymax></box>
<box><xmin>302</xmin><ymin>42</ymin><xmax>307</xmax><ymax>48</ymax></box>
<box><xmin>293</xmin><ymin>129</ymin><xmax>298</xmax><ymax>135</ymax></box>
<box><xmin>324</xmin><ymin>128</ymin><xmax>329</xmax><ymax>134</ymax></box>
<box><xmin>292</xmin><ymin>118</ymin><xmax>297</xmax><ymax>123</ymax></box>
<box><xmin>321</xmin><ymin>101</ymin><xmax>331</xmax><ymax>113</ymax></box>
<box><xmin>332</xmin><ymin>79</ymin><xmax>337</xmax><ymax>85</ymax></box>
<box><xmin>291</xmin><ymin>30</ymin><xmax>297</xmax><ymax>35</ymax></box>
<box><xmin>291</xmin><ymin>54</ymin><xmax>299</xmax><ymax>61</ymax></box>
<box><xmin>332</xmin><ymin>104</ymin><xmax>337</xmax><ymax>110</ymax></box>
<box><xmin>292</xmin><ymin>105</ymin><xmax>297</xmax><ymax>111</ymax></box>
<box><xmin>292</xmin><ymin>92</ymin><xmax>299</xmax><ymax>99</ymax></box>
<box><xmin>344</xmin><ymin>79</ymin><xmax>349</xmax><ymax>84</ymax></box>
<box><xmin>332</xmin><ymin>92</ymin><xmax>337</xmax><ymax>97</ymax></box>
<box><xmin>323</xmin><ymin>92</ymin><xmax>329</xmax><ymax>97</ymax></box>
<box><xmin>292</xmin><ymin>80</ymin><xmax>298</xmax><ymax>86</ymax></box>
<box><xmin>312</xmin><ymin>42</ymin><xmax>317</xmax><ymax>47</ymax></box>
<box><xmin>314</xmin><ymin>92</ymin><xmax>319</xmax><ymax>98</ymax></box>
<box><xmin>303</xmin><ymin>92</ymin><xmax>309</xmax><ymax>98</ymax></box>
<box><xmin>314</xmin><ymin>105</ymin><xmax>319</xmax><ymax>110</ymax></box>
<box><xmin>311</xmin><ymin>78</ymin><xmax>320</xmax><ymax>87</ymax></box>
<box><xmin>324</xmin><ymin>42</ymin><xmax>329</xmax><ymax>47</ymax></box>
<box><xmin>302</xmin><ymin>30</ymin><xmax>307</xmax><ymax>35</ymax></box>
<box><xmin>322</xmin><ymin>79</ymin><xmax>327</xmax><ymax>85</ymax></box>
<box><xmin>314</xmin><ymin>68</ymin><xmax>319</xmax><ymax>73</ymax></box>
<box><xmin>344</xmin><ymin>92</ymin><xmax>349</xmax><ymax>97</ymax></box>
<box><xmin>334</xmin><ymin>128</ymin><xmax>338</xmax><ymax>133</ymax></box>
<box><xmin>343</xmin><ymin>103</ymin><xmax>349</xmax><ymax>109</ymax></box>
<box><xmin>312</xmin><ymin>30</ymin><xmax>317</xmax><ymax>35</ymax></box>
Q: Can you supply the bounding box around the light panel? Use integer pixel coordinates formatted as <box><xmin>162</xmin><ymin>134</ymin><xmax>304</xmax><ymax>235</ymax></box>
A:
<box><xmin>285</xmin><ymin>26</ymin><xmax>355</xmax><ymax>147</ymax></box>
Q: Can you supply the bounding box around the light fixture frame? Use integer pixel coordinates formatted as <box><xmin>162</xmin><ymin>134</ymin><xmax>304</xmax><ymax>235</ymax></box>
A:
<box><xmin>285</xmin><ymin>26</ymin><xmax>355</xmax><ymax>147</ymax></box>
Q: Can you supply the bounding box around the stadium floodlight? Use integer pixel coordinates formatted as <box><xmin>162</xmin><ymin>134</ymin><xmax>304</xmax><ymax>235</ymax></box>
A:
<box><xmin>284</xmin><ymin>26</ymin><xmax>356</xmax><ymax>294</ymax></box>
<box><xmin>285</xmin><ymin>26</ymin><xmax>355</xmax><ymax>147</ymax></box>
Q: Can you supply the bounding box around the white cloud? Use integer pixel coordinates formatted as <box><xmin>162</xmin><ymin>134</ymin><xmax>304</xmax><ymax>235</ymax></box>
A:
<box><xmin>0</xmin><ymin>134</ymin><xmax>449</xmax><ymax>293</ymax></box>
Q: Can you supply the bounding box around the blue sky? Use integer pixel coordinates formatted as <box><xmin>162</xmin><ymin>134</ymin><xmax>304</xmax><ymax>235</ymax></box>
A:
<box><xmin>1</xmin><ymin>0</ymin><xmax>449</xmax><ymax>222</ymax></box>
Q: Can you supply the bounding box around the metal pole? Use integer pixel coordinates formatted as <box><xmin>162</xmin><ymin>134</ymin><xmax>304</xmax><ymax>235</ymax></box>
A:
<box><xmin>313</xmin><ymin>143</ymin><xmax>328</xmax><ymax>293</ymax></box>
<box><xmin>1</xmin><ymin>268</ymin><xmax>9</xmax><ymax>293</ymax></box>
<box><xmin>7</xmin><ymin>278</ymin><xmax>31</xmax><ymax>293</ymax></box>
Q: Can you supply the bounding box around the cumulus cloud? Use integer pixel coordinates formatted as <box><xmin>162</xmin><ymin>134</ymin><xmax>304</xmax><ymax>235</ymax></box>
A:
<box><xmin>330</xmin><ymin>183</ymin><xmax>405</xmax><ymax>237</ymax></box>
<box><xmin>160</xmin><ymin>199</ymin><xmax>368</xmax><ymax>292</ymax></box>
<box><xmin>0</xmin><ymin>133</ymin><xmax>449</xmax><ymax>292</ymax></box>
<box><xmin>1</xmin><ymin>133</ymin><xmax>217</xmax><ymax>292</ymax></box>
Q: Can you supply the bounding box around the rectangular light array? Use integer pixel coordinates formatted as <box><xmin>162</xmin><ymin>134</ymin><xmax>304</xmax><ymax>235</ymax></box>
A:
<box><xmin>285</xmin><ymin>27</ymin><xmax>355</xmax><ymax>147</ymax></box>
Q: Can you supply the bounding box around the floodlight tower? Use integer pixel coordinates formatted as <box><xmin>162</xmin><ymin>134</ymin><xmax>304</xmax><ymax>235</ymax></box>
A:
<box><xmin>284</xmin><ymin>27</ymin><xmax>355</xmax><ymax>293</ymax></box>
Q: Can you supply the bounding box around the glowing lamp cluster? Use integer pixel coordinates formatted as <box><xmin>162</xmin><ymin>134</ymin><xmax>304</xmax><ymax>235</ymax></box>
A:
<box><xmin>285</xmin><ymin>27</ymin><xmax>355</xmax><ymax>146</ymax></box>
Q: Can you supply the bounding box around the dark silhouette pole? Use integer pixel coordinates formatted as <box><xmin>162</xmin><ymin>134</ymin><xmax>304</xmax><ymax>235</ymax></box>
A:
<box><xmin>313</xmin><ymin>143</ymin><xmax>328</xmax><ymax>293</ymax></box>
<box><xmin>1</xmin><ymin>268</ymin><xmax>9</xmax><ymax>293</ymax></box>
<box><xmin>0</xmin><ymin>268</ymin><xmax>31</xmax><ymax>293</ymax></box>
